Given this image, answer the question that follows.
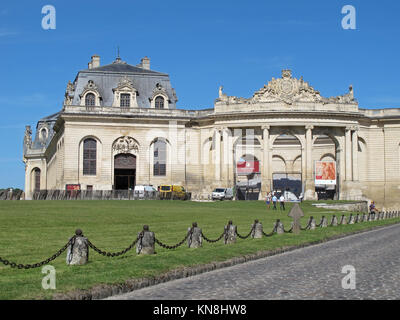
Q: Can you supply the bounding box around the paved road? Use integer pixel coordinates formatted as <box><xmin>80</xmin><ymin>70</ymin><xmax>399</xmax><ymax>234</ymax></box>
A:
<box><xmin>106</xmin><ymin>223</ymin><xmax>400</xmax><ymax>300</ymax></box>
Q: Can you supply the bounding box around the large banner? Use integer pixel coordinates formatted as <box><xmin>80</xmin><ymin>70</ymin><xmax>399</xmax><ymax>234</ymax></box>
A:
<box><xmin>315</xmin><ymin>161</ymin><xmax>336</xmax><ymax>185</ymax></box>
<box><xmin>236</xmin><ymin>160</ymin><xmax>260</xmax><ymax>175</ymax></box>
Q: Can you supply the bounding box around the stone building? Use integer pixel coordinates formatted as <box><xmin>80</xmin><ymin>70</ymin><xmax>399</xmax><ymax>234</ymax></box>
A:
<box><xmin>23</xmin><ymin>55</ymin><xmax>400</xmax><ymax>208</ymax></box>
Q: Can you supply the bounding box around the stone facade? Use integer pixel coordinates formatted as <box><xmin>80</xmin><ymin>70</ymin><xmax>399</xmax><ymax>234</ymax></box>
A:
<box><xmin>23</xmin><ymin>56</ymin><xmax>400</xmax><ymax>209</ymax></box>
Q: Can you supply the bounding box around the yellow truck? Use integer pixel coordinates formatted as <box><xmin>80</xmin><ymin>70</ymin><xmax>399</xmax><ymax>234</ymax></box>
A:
<box><xmin>159</xmin><ymin>185</ymin><xmax>191</xmax><ymax>200</ymax></box>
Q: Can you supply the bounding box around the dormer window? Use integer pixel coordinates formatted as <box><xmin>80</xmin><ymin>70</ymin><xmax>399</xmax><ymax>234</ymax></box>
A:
<box><xmin>120</xmin><ymin>93</ymin><xmax>131</xmax><ymax>107</ymax></box>
<box><xmin>85</xmin><ymin>93</ymin><xmax>96</xmax><ymax>106</ymax></box>
<box><xmin>155</xmin><ymin>96</ymin><xmax>165</xmax><ymax>109</ymax></box>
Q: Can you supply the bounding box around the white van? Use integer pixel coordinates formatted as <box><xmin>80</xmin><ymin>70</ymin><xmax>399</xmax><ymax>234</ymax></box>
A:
<box><xmin>212</xmin><ymin>187</ymin><xmax>234</xmax><ymax>200</ymax></box>
<box><xmin>134</xmin><ymin>185</ymin><xmax>157</xmax><ymax>199</ymax></box>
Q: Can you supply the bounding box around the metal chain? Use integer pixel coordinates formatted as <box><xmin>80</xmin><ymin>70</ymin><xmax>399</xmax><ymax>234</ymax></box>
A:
<box><xmin>262</xmin><ymin>225</ymin><xmax>277</xmax><ymax>237</ymax></box>
<box><xmin>0</xmin><ymin>236</ymin><xmax>75</xmax><ymax>269</ymax></box>
<box><xmin>201</xmin><ymin>230</ymin><xmax>226</xmax><ymax>243</ymax></box>
<box><xmin>155</xmin><ymin>231</ymin><xmax>190</xmax><ymax>250</ymax></box>
<box><xmin>236</xmin><ymin>225</ymin><xmax>255</xmax><ymax>239</ymax></box>
<box><xmin>87</xmin><ymin>236</ymin><xmax>139</xmax><ymax>257</ymax></box>
<box><xmin>300</xmin><ymin>219</ymin><xmax>312</xmax><ymax>231</ymax></box>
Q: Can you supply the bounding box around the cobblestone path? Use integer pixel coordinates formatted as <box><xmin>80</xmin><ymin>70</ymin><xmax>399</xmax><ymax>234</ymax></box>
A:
<box><xmin>106</xmin><ymin>224</ymin><xmax>400</xmax><ymax>300</ymax></box>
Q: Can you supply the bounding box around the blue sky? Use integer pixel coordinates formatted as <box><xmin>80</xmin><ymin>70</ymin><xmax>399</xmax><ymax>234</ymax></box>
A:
<box><xmin>1</xmin><ymin>0</ymin><xmax>400</xmax><ymax>189</ymax></box>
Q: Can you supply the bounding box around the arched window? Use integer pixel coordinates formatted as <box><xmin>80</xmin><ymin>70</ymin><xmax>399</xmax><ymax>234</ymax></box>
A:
<box><xmin>83</xmin><ymin>138</ymin><xmax>97</xmax><ymax>175</ymax></box>
<box><xmin>153</xmin><ymin>139</ymin><xmax>166</xmax><ymax>176</ymax></box>
<box><xmin>85</xmin><ymin>93</ymin><xmax>96</xmax><ymax>106</ymax></box>
<box><xmin>34</xmin><ymin>168</ymin><xmax>41</xmax><ymax>191</ymax></box>
<box><xmin>155</xmin><ymin>96</ymin><xmax>165</xmax><ymax>109</ymax></box>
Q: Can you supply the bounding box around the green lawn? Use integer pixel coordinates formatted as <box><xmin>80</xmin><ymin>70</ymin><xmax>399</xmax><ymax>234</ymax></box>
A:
<box><xmin>0</xmin><ymin>200</ymin><xmax>398</xmax><ymax>300</ymax></box>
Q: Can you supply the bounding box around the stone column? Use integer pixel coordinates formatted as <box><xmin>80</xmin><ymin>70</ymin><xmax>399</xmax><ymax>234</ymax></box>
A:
<box><xmin>262</xmin><ymin>125</ymin><xmax>270</xmax><ymax>194</ymax></box>
<box><xmin>345</xmin><ymin>126</ymin><xmax>352</xmax><ymax>181</ymax></box>
<box><xmin>214</xmin><ymin>128</ymin><xmax>221</xmax><ymax>182</ymax></box>
<box><xmin>222</xmin><ymin>128</ymin><xmax>230</xmax><ymax>186</ymax></box>
<box><xmin>352</xmin><ymin>126</ymin><xmax>359</xmax><ymax>181</ymax></box>
<box><xmin>304</xmin><ymin>125</ymin><xmax>316</xmax><ymax>200</ymax></box>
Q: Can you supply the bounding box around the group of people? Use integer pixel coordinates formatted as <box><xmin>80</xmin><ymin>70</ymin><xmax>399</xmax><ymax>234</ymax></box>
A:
<box><xmin>265</xmin><ymin>191</ymin><xmax>285</xmax><ymax>210</ymax></box>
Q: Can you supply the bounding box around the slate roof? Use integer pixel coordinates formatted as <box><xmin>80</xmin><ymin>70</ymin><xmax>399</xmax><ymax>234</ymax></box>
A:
<box><xmin>70</xmin><ymin>57</ymin><xmax>177</xmax><ymax>109</ymax></box>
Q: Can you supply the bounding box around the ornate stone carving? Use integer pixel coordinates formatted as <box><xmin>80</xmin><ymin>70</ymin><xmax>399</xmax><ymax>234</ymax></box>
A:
<box><xmin>64</xmin><ymin>80</ymin><xmax>75</xmax><ymax>106</ymax></box>
<box><xmin>252</xmin><ymin>70</ymin><xmax>323</xmax><ymax>105</ymax></box>
<box><xmin>24</xmin><ymin>125</ymin><xmax>32</xmax><ymax>148</ymax></box>
<box><xmin>112</xmin><ymin>136</ymin><xmax>139</xmax><ymax>154</ymax></box>
<box><xmin>150</xmin><ymin>82</ymin><xmax>168</xmax><ymax>101</ymax></box>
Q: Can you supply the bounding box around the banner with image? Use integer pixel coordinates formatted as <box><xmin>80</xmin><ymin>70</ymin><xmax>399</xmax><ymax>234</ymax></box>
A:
<box><xmin>315</xmin><ymin>161</ymin><xmax>336</xmax><ymax>185</ymax></box>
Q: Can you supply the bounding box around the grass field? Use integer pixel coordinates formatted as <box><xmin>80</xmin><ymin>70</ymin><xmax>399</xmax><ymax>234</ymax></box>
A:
<box><xmin>0</xmin><ymin>200</ymin><xmax>399</xmax><ymax>300</ymax></box>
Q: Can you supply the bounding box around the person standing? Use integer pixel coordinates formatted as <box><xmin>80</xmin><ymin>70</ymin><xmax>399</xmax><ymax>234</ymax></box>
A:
<box><xmin>272</xmin><ymin>194</ymin><xmax>277</xmax><ymax>210</ymax></box>
<box><xmin>279</xmin><ymin>194</ymin><xmax>285</xmax><ymax>211</ymax></box>
<box><xmin>265</xmin><ymin>192</ymin><xmax>271</xmax><ymax>210</ymax></box>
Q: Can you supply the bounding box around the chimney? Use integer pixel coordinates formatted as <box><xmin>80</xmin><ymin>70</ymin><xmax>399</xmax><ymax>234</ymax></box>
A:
<box><xmin>88</xmin><ymin>55</ymin><xmax>100</xmax><ymax>69</ymax></box>
<box><xmin>141</xmin><ymin>56</ymin><xmax>150</xmax><ymax>70</ymax></box>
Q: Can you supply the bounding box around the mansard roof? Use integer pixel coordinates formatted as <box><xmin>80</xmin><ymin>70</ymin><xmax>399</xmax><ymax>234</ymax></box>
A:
<box><xmin>68</xmin><ymin>56</ymin><xmax>177</xmax><ymax>109</ymax></box>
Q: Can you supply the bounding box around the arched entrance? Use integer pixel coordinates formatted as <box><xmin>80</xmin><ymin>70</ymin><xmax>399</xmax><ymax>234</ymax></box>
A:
<box><xmin>114</xmin><ymin>153</ymin><xmax>136</xmax><ymax>190</ymax></box>
<box><xmin>272</xmin><ymin>134</ymin><xmax>302</xmax><ymax>199</ymax></box>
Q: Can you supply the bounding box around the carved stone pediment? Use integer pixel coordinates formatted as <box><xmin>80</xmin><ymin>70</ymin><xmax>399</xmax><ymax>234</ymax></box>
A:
<box><xmin>112</xmin><ymin>136</ymin><xmax>139</xmax><ymax>154</ymax></box>
<box><xmin>150</xmin><ymin>83</ymin><xmax>168</xmax><ymax>101</ymax></box>
<box><xmin>252</xmin><ymin>70</ymin><xmax>323</xmax><ymax>105</ymax></box>
<box><xmin>113</xmin><ymin>76</ymin><xmax>136</xmax><ymax>93</ymax></box>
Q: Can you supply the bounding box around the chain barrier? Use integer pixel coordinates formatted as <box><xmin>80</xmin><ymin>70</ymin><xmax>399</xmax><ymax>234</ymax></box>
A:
<box><xmin>87</xmin><ymin>236</ymin><xmax>139</xmax><ymax>257</ymax></box>
<box><xmin>300</xmin><ymin>218</ymin><xmax>312</xmax><ymax>231</ymax></box>
<box><xmin>201</xmin><ymin>230</ymin><xmax>226</xmax><ymax>243</ymax></box>
<box><xmin>0</xmin><ymin>236</ymin><xmax>75</xmax><ymax>269</ymax></box>
<box><xmin>155</xmin><ymin>231</ymin><xmax>190</xmax><ymax>250</ymax></box>
<box><xmin>236</xmin><ymin>225</ymin><xmax>255</xmax><ymax>239</ymax></box>
<box><xmin>2</xmin><ymin>211</ymin><xmax>396</xmax><ymax>270</ymax></box>
<box><xmin>262</xmin><ymin>225</ymin><xmax>277</xmax><ymax>237</ymax></box>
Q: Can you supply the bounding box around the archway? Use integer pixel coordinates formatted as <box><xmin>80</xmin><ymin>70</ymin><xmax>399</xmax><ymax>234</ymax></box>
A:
<box><xmin>272</xmin><ymin>134</ymin><xmax>302</xmax><ymax>198</ymax></box>
<box><xmin>114</xmin><ymin>153</ymin><xmax>136</xmax><ymax>190</ymax></box>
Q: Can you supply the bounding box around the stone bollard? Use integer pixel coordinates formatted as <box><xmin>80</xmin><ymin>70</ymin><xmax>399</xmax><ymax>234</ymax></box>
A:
<box><xmin>251</xmin><ymin>219</ymin><xmax>263</xmax><ymax>239</ymax></box>
<box><xmin>276</xmin><ymin>219</ymin><xmax>284</xmax><ymax>234</ymax></box>
<box><xmin>362</xmin><ymin>213</ymin><xmax>367</xmax><ymax>222</ymax></box>
<box><xmin>349</xmin><ymin>214</ymin><xmax>355</xmax><ymax>225</ymax></box>
<box><xmin>320</xmin><ymin>216</ymin><xmax>327</xmax><ymax>228</ymax></box>
<box><xmin>136</xmin><ymin>225</ymin><xmax>155</xmax><ymax>255</ymax></box>
<box><xmin>224</xmin><ymin>220</ymin><xmax>237</xmax><ymax>244</ymax></box>
<box><xmin>188</xmin><ymin>222</ymin><xmax>203</xmax><ymax>248</ymax></box>
<box><xmin>331</xmin><ymin>215</ymin><xmax>338</xmax><ymax>226</ymax></box>
<box><xmin>310</xmin><ymin>217</ymin><xmax>316</xmax><ymax>230</ymax></box>
<box><xmin>66</xmin><ymin>229</ymin><xmax>89</xmax><ymax>265</ymax></box>
<box><xmin>340</xmin><ymin>215</ymin><xmax>347</xmax><ymax>225</ymax></box>
<box><xmin>374</xmin><ymin>212</ymin><xmax>379</xmax><ymax>221</ymax></box>
<box><xmin>354</xmin><ymin>214</ymin><xmax>360</xmax><ymax>223</ymax></box>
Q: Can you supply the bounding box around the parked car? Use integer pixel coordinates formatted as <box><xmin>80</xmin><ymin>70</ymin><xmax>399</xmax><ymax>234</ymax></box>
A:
<box><xmin>159</xmin><ymin>185</ymin><xmax>191</xmax><ymax>200</ymax></box>
<box><xmin>134</xmin><ymin>185</ymin><xmax>157</xmax><ymax>199</ymax></box>
<box><xmin>212</xmin><ymin>188</ymin><xmax>234</xmax><ymax>201</ymax></box>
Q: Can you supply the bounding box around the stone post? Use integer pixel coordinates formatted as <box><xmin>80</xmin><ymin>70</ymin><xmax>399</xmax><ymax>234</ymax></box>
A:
<box><xmin>321</xmin><ymin>216</ymin><xmax>327</xmax><ymax>228</ymax></box>
<box><xmin>349</xmin><ymin>214</ymin><xmax>355</xmax><ymax>224</ymax></box>
<box><xmin>310</xmin><ymin>217</ymin><xmax>316</xmax><ymax>230</ymax></box>
<box><xmin>66</xmin><ymin>229</ymin><xmax>89</xmax><ymax>265</ymax></box>
<box><xmin>361</xmin><ymin>213</ymin><xmax>367</xmax><ymax>222</ymax></box>
<box><xmin>188</xmin><ymin>222</ymin><xmax>203</xmax><ymax>248</ymax></box>
<box><xmin>224</xmin><ymin>220</ymin><xmax>237</xmax><ymax>244</ymax></box>
<box><xmin>136</xmin><ymin>225</ymin><xmax>155</xmax><ymax>255</ymax></box>
<box><xmin>276</xmin><ymin>219</ymin><xmax>284</xmax><ymax>234</ymax></box>
<box><xmin>340</xmin><ymin>215</ymin><xmax>347</xmax><ymax>225</ymax></box>
<box><xmin>251</xmin><ymin>219</ymin><xmax>263</xmax><ymax>239</ymax></box>
<box><xmin>331</xmin><ymin>215</ymin><xmax>338</xmax><ymax>226</ymax></box>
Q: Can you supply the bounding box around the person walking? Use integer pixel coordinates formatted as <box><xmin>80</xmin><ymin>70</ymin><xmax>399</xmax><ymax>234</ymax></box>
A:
<box><xmin>265</xmin><ymin>192</ymin><xmax>271</xmax><ymax>210</ymax></box>
<box><xmin>272</xmin><ymin>194</ymin><xmax>277</xmax><ymax>210</ymax></box>
<box><xmin>279</xmin><ymin>194</ymin><xmax>285</xmax><ymax>211</ymax></box>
